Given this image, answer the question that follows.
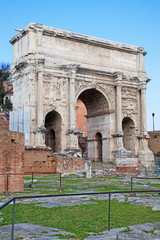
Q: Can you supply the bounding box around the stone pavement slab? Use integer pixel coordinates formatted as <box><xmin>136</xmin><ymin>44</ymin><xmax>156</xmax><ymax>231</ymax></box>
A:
<box><xmin>0</xmin><ymin>223</ymin><xmax>74</xmax><ymax>239</ymax></box>
<box><xmin>1</xmin><ymin>222</ymin><xmax>160</xmax><ymax>239</ymax></box>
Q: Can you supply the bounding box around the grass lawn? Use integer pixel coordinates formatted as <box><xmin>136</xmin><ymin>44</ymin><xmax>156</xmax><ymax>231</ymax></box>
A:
<box><xmin>1</xmin><ymin>174</ymin><xmax>160</xmax><ymax>239</ymax></box>
<box><xmin>1</xmin><ymin>199</ymin><xmax>160</xmax><ymax>239</ymax></box>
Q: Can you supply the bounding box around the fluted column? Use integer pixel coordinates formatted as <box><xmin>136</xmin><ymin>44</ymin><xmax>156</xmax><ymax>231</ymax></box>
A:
<box><xmin>140</xmin><ymin>83</ymin><xmax>147</xmax><ymax>135</ymax></box>
<box><xmin>35</xmin><ymin>58</ymin><xmax>46</xmax><ymax>146</ymax></box>
<box><xmin>114</xmin><ymin>72</ymin><xmax>124</xmax><ymax>149</ymax></box>
<box><xmin>37</xmin><ymin>59</ymin><xmax>44</xmax><ymax>126</ymax></box>
<box><xmin>69</xmin><ymin>67</ymin><xmax>76</xmax><ymax>129</ymax></box>
<box><xmin>66</xmin><ymin>64</ymin><xmax>80</xmax><ymax>150</ymax></box>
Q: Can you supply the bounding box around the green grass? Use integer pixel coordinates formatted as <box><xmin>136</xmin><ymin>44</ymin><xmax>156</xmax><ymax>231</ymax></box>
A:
<box><xmin>1</xmin><ymin>200</ymin><xmax>160</xmax><ymax>239</ymax></box>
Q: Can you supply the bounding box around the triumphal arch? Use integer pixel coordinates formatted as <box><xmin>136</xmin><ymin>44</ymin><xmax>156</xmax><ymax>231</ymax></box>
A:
<box><xmin>10</xmin><ymin>23</ymin><xmax>154</xmax><ymax>174</ymax></box>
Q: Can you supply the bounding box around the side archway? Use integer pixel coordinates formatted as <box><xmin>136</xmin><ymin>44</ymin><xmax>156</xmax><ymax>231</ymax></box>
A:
<box><xmin>95</xmin><ymin>132</ymin><xmax>103</xmax><ymax>161</ymax></box>
<box><xmin>45</xmin><ymin>110</ymin><xmax>61</xmax><ymax>152</ymax></box>
<box><xmin>122</xmin><ymin>117</ymin><xmax>135</xmax><ymax>153</ymax></box>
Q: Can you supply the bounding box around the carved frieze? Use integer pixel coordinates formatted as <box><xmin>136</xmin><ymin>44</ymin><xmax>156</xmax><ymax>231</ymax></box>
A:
<box><xmin>44</xmin><ymin>77</ymin><xmax>67</xmax><ymax>104</ymax></box>
<box><xmin>122</xmin><ymin>86</ymin><xmax>138</xmax><ymax>100</ymax></box>
<box><xmin>122</xmin><ymin>86</ymin><xmax>139</xmax><ymax>116</ymax></box>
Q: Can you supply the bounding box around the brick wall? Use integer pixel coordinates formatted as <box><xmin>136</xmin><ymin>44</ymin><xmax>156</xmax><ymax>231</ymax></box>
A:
<box><xmin>148</xmin><ymin>131</ymin><xmax>160</xmax><ymax>156</ymax></box>
<box><xmin>24</xmin><ymin>146</ymin><xmax>56</xmax><ymax>174</ymax></box>
<box><xmin>116</xmin><ymin>166</ymin><xmax>139</xmax><ymax>174</ymax></box>
<box><xmin>24</xmin><ymin>148</ymin><xmax>85</xmax><ymax>174</ymax></box>
<box><xmin>0</xmin><ymin>114</ymin><xmax>9</xmax><ymax>129</ymax></box>
<box><xmin>0</xmin><ymin>127</ymin><xmax>24</xmax><ymax>193</ymax></box>
<box><xmin>55</xmin><ymin>155</ymin><xmax>85</xmax><ymax>174</ymax></box>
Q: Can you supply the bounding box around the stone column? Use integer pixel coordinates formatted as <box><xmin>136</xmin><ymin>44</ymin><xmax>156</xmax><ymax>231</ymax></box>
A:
<box><xmin>34</xmin><ymin>59</ymin><xmax>46</xmax><ymax>146</ymax></box>
<box><xmin>138</xmin><ymin>80</ymin><xmax>155</xmax><ymax>176</ymax></box>
<box><xmin>140</xmin><ymin>83</ymin><xmax>147</xmax><ymax>135</ymax></box>
<box><xmin>69</xmin><ymin>67</ymin><xmax>76</xmax><ymax>130</ymax></box>
<box><xmin>65</xmin><ymin>65</ymin><xmax>80</xmax><ymax>153</ymax></box>
<box><xmin>114</xmin><ymin>72</ymin><xmax>123</xmax><ymax>149</ymax></box>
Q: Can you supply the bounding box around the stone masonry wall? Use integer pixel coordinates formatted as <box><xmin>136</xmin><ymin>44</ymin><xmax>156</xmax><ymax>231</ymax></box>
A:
<box><xmin>24</xmin><ymin>147</ymin><xmax>56</xmax><ymax>174</ymax></box>
<box><xmin>55</xmin><ymin>155</ymin><xmax>85</xmax><ymax>174</ymax></box>
<box><xmin>0</xmin><ymin>127</ymin><xmax>24</xmax><ymax>193</ymax></box>
<box><xmin>148</xmin><ymin>131</ymin><xmax>160</xmax><ymax>156</ymax></box>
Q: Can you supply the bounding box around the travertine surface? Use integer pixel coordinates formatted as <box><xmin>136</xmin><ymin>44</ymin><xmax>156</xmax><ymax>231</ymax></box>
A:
<box><xmin>9</xmin><ymin>23</ymin><xmax>154</xmax><ymax>173</ymax></box>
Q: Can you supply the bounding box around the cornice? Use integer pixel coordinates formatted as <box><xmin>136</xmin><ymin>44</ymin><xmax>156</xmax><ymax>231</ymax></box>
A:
<box><xmin>9</xmin><ymin>23</ymin><xmax>147</xmax><ymax>55</ymax></box>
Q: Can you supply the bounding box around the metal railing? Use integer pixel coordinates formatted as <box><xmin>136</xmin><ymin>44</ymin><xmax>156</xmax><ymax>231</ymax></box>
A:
<box><xmin>0</xmin><ymin>172</ymin><xmax>63</xmax><ymax>193</ymax></box>
<box><xmin>1</xmin><ymin>189</ymin><xmax>160</xmax><ymax>240</ymax></box>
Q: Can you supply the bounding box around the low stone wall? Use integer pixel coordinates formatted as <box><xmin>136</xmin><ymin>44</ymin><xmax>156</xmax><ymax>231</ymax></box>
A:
<box><xmin>55</xmin><ymin>155</ymin><xmax>85</xmax><ymax>174</ymax></box>
<box><xmin>116</xmin><ymin>166</ymin><xmax>139</xmax><ymax>174</ymax></box>
<box><xmin>24</xmin><ymin>148</ymin><xmax>85</xmax><ymax>174</ymax></box>
<box><xmin>24</xmin><ymin>146</ymin><xmax>56</xmax><ymax>174</ymax></box>
<box><xmin>0</xmin><ymin>127</ymin><xmax>24</xmax><ymax>193</ymax></box>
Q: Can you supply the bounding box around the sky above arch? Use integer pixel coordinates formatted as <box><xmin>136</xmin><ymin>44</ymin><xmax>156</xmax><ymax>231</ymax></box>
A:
<box><xmin>0</xmin><ymin>0</ymin><xmax>159</xmax><ymax>131</ymax></box>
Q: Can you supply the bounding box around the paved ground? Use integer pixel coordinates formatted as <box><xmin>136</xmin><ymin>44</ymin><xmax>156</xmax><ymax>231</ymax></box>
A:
<box><xmin>0</xmin><ymin>175</ymin><xmax>160</xmax><ymax>239</ymax></box>
<box><xmin>0</xmin><ymin>222</ymin><xmax>160</xmax><ymax>239</ymax></box>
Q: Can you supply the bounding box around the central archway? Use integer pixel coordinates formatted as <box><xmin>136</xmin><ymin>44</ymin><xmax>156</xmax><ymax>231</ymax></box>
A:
<box><xmin>45</xmin><ymin>110</ymin><xmax>61</xmax><ymax>152</ymax></box>
<box><xmin>76</xmin><ymin>88</ymin><xmax>110</xmax><ymax>162</ymax></box>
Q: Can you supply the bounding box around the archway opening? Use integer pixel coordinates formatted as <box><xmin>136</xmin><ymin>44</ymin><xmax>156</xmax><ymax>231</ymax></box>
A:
<box><xmin>76</xmin><ymin>88</ymin><xmax>110</xmax><ymax>161</ymax></box>
<box><xmin>122</xmin><ymin>117</ymin><xmax>135</xmax><ymax>153</ymax></box>
<box><xmin>95</xmin><ymin>132</ymin><xmax>103</xmax><ymax>161</ymax></box>
<box><xmin>45</xmin><ymin>110</ymin><xmax>61</xmax><ymax>152</ymax></box>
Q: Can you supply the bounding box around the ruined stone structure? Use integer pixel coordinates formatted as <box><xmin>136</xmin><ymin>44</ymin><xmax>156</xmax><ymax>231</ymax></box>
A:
<box><xmin>10</xmin><ymin>23</ymin><xmax>154</xmax><ymax>174</ymax></box>
<box><xmin>0</xmin><ymin>127</ymin><xmax>24</xmax><ymax>193</ymax></box>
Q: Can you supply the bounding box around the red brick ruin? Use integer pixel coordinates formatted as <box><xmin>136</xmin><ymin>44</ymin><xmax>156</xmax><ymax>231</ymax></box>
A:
<box><xmin>0</xmin><ymin>126</ymin><xmax>25</xmax><ymax>193</ymax></box>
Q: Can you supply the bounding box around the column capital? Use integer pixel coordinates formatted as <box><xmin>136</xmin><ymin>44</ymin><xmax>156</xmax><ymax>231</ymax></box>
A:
<box><xmin>67</xmin><ymin>64</ymin><xmax>80</xmax><ymax>78</ymax></box>
<box><xmin>139</xmin><ymin>82</ymin><xmax>147</xmax><ymax>90</ymax></box>
<box><xmin>113</xmin><ymin>71</ymin><xmax>124</xmax><ymax>80</ymax></box>
<box><xmin>36</xmin><ymin>58</ymin><xmax>45</xmax><ymax>73</ymax></box>
<box><xmin>113</xmin><ymin>72</ymin><xmax>124</xmax><ymax>87</ymax></box>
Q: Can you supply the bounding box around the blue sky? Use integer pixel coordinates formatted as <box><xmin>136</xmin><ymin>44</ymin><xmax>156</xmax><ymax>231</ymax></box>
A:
<box><xmin>0</xmin><ymin>0</ymin><xmax>159</xmax><ymax>130</ymax></box>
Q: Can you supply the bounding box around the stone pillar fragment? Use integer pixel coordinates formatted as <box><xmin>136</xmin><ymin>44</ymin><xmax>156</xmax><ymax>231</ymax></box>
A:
<box><xmin>85</xmin><ymin>160</ymin><xmax>92</xmax><ymax>178</ymax></box>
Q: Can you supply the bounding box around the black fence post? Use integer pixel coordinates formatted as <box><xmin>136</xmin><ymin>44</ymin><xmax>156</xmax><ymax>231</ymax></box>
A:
<box><xmin>108</xmin><ymin>193</ymin><xmax>111</xmax><ymax>231</ymax></box>
<box><xmin>11</xmin><ymin>198</ymin><xmax>16</xmax><ymax>240</ymax></box>
<box><xmin>7</xmin><ymin>173</ymin><xmax>9</xmax><ymax>192</ymax></box>
<box><xmin>60</xmin><ymin>173</ymin><xmax>62</xmax><ymax>189</ymax></box>
<box><xmin>32</xmin><ymin>172</ymin><xmax>34</xmax><ymax>185</ymax></box>
<box><xmin>131</xmin><ymin>177</ymin><xmax>133</xmax><ymax>191</ymax></box>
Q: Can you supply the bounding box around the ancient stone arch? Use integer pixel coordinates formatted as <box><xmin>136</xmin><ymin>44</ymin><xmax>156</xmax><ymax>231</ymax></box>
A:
<box><xmin>95</xmin><ymin>132</ymin><xmax>103</xmax><ymax>161</ymax></box>
<box><xmin>122</xmin><ymin>117</ymin><xmax>135</xmax><ymax>153</ymax></box>
<box><xmin>9</xmin><ymin>23</ymin><xmax>155</xmax><ymax>173</ymax></box>
<box><xmin>76</xmin><ymin>88</ymin><xmax>110</xmax><ymax>161</ymax></box>
<box><xmin>45</xmin><ymin>110</ymin><xmax>61</xmax><ymax>152</ymax></box>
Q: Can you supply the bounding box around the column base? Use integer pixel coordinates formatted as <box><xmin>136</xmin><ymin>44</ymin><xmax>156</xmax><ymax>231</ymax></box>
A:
<box><xmin>113</xmin><ymin>149</ymin><xmax>139</xmax><ymax>175</ymax></box>
<box><xmin>112</xmin><ymin>131</ymin><xmax>124</xmax><ymax>149</ymax></box>
<box><xmin>138</xmin><ymin>149</ymin><xmax>155</xmax><ymax>176</ymax></box>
